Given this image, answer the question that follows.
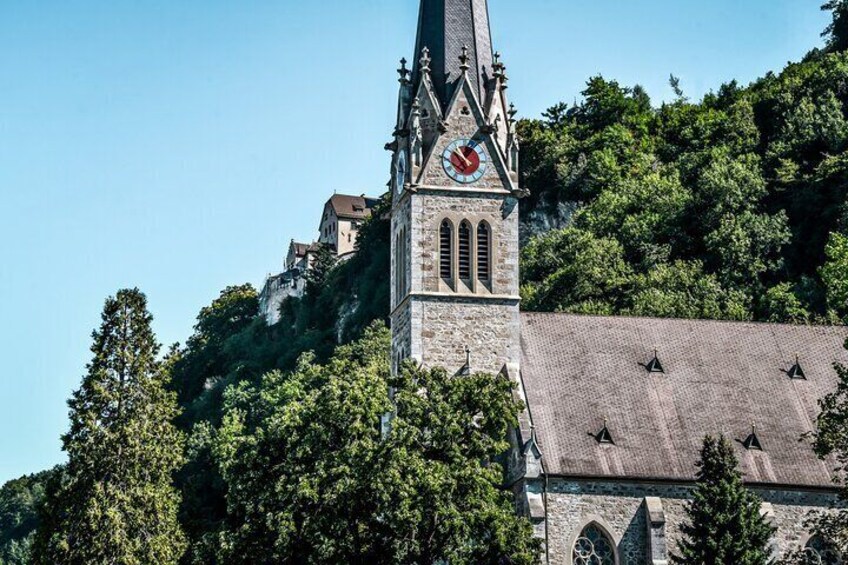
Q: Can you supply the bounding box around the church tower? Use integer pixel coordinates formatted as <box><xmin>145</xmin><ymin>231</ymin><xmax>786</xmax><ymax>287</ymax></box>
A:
<box><xmin>389</xmin><ymin>0</ymin><xmax>524</xmax><ymax>377</ymax></box>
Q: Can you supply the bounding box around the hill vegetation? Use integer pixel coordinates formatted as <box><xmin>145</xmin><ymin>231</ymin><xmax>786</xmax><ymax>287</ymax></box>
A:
<box><xmin>2</xmin><ymin>3</ymin><xmax>848</xmax><ymax>563</ymax></box>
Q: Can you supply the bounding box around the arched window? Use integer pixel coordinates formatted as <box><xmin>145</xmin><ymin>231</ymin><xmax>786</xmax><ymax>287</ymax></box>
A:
<box><xmin>458</xmin><ymin>220</ymin><xmax>472</xmax><ymax>283</ymax></box>
<box><xmin>477</xmin><ymin>221</ymin><xmax>491</xmax><ymax>284</ymax></box>
<box><xmin>573</xmin><ymin>524</ymin><xmax>616</xmax><ymax>565</ymax></box>
<box><xmin>805</xmin><ymin>536</ymin><xmax>843</xmax><ymax>564</ymax></box>
<box><xmin>440</xmin><ymin>220</ymin><xmax>453</xmax><ymax>283</ymax></box>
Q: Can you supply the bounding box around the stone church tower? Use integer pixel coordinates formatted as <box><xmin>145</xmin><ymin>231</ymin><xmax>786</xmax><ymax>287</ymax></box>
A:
<box><xmin>389</xmin><ymin>0</ymin><xmax>524</xmax><ymax>377</ymax></box>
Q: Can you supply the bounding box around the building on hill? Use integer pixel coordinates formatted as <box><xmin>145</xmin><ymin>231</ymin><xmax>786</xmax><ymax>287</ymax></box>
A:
<box><xmin>388</xmin><ymin>1</ymin><xmax>847</xmax><ymax>563</ymax></box>
<box><xmin>319</xmin><ymin>194</ymin><xmax>380</xmax><ymax>258</ymax></box>
<box><xmin>258</xmin><ymin>194</ymin><xmax>378</xmax><ymax>325</ymax></box>
<box><xmin>259</xmin><ymin>239</ymin><xmax>318</xmax><ymax>324</ymax></box>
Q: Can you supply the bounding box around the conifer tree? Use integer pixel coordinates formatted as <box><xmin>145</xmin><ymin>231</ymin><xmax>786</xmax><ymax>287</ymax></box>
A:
<box><xmin>33</xmin><ymin>289</ymin><xmax>186</xmax><ymax>565</ymax></box>
<box><xmin>823</xmin><ymin>1</ymin><xmax>848</xmax><ymax>52</ymax></box>
<box><xmin>673</xmin><ymin>435</ymin><xmax>775</xmax><ymax>565</ymax></box>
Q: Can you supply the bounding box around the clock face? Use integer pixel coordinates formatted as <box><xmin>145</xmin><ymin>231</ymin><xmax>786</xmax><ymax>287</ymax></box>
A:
<box><xmin>395</xmin><ymin>150</ymin><xmax>407</xmax><ymax>194</ymax></box>
<box><xmin>442</xmin><ymin>139</ymin><xmax>488</xmax><ymax>184</ymax></box>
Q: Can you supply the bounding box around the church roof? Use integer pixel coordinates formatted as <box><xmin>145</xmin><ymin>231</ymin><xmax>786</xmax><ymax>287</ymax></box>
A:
<box><xmin>519</xmin><ymin>313</ymin><xmax>848</xmax><ymax>489</ymax></box>
<box><xmin>412</xmin><ymin>0</ymin><xmax>494</xmax><ymax>108</ymax></box>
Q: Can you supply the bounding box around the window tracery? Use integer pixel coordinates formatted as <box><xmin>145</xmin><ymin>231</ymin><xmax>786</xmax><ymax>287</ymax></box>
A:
<box><xmin>573</xmin><ymin>524</ymin><xmax>616</xmax><ymax>565</ymax></box>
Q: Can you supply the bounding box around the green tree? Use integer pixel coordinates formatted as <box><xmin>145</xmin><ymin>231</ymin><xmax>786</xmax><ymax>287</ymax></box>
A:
<box><xmin>33</xmin><ymin>289</ymin><xmax>186</xmax><ymax>565</ymax></box>
<box><xmin>808</xmin><ymin>340</ymin><xmax>848</xmax><ymax>552</ymax></box>
<box><xmin>520</xmin><ymin>227</ymin><xmax>632</xmax><ymax>314</ymax></box>
<box><xmin>821</xmin><ymin>232</ymin><xmax>848</xmax><ymax>321</ymax></box>
<box><xmin>823</xmin><ymin>0</ymin><xmax>848</xmax><ymax>52</ymax></box>
<box><xmin>215</xmin><ymin>323</ymin><xmax>540</xmax><ymax>564</ymax></box>
<box><xmin>0</xmin><ymin>469</ymin><xmax>56</xmax><ymax>565</ymax></box>
<box><xmin>673</xmin><ymin>435</ymin><xmax>775</xmax><ymax>565</ymax></box>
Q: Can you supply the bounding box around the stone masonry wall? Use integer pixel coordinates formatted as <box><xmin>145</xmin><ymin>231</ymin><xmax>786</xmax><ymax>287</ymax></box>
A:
<box><xmin>415</xmin><ymin>296</ymin><xmax>520</xmax><ymax>376</ymax></box>
<box><xmin>412</xmin><ymin>190</ymin><xmax>520</xmax><ymax>297</ymax></box>
<box><xmin>545</xmin><ymin>479</ymin><xmax>842</xmax><ymax>565</ymax></box>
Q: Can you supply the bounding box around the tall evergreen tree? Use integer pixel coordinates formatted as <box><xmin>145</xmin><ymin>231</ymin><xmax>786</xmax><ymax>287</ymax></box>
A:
<box><xmin>673</xmin><ymin>435</ymin><xmax>775</xmax><ymax>565</ymax></box>
<box><xmin>823</xmin><ymin>1</ymin><xmax>848</xmax><ymax>52</ymax></box>
<box><xmin>33</xmin><ymin>289</ymin><xmax>186</xmax><ymax>565</ymax></box>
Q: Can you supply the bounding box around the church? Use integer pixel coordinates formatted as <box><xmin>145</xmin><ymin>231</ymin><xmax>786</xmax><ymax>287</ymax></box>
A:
<box><xmin>388</xmin><ymin>1</ymin><xmax>848</xmax><ymax>563</ymax></box>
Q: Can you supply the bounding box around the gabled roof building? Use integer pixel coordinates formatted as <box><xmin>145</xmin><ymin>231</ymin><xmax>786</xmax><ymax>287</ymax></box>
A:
<box><xmin>387</xmin><ymin>1</ymin><xmax>847</xmax><ymax>563</ymax></box>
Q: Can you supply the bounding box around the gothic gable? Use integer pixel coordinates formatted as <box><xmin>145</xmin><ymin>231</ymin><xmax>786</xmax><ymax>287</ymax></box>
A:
<box><xmin>416</xmin><ymin>73</ymin><xmax>515</xmax><ymax>191</ymax></box>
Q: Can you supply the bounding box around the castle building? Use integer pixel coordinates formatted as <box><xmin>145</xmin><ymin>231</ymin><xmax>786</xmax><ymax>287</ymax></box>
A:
<box><xmin>259</xmin><ymin>194</ymin><xmax>378</xmax><ymax>325</ymax></box>
<box><xmin>389</xmin><ymin>1</ymin><xmax>847</xmax><ymax>563</ymax></box>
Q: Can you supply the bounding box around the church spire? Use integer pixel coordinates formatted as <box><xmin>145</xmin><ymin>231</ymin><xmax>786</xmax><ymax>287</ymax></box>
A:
<box><xmin>412</xmin><ymin>0</ymin><xmax>495</xmax><ymax>108</ymax></box>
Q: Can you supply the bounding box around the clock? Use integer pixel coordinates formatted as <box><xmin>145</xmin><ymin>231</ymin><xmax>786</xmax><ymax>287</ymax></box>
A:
<box><xmin>442</xmin><ymin>139</ymin><xmax>488</xmax><ymax>184</ymax></box>
<box><xmin>395</xmin><ymin>150</ymin><xmax>407</xmax><ymax>194</ymax></box>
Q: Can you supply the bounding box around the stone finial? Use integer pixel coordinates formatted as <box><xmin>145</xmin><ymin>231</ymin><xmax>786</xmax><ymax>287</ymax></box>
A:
<box><xmin>397</xmin><ymin>57</ymin><xmax>410</xmax><ymax>83</ymax></box>
<box><xmin>458</xmin><ymin>345</ymin><xmax>472</xmax><ymax>376</ymax></box>
<box><xmin>459</xmin><ymin>45</ymin><xmax>470</xmax><ymax>72</ymax></box>
<box><xmin>493</xmin><ymin>51</ymin><xmax>505</xmax><ymax>79</ymax></box>
<box><xmin>508</xmin><ymin>103</ymin><xmax>518</xmax><ymax>124</ymax></box>
<box><xmin>419</xmin><ymin>47</ymin><xmax>432</xmax><ymax>75</ymax></box>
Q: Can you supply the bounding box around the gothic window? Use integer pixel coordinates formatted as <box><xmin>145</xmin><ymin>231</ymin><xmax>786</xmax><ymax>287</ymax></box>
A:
<box><xmin>440</xmin><ymin>220</ymin><xmax>453</xmax><ymax>283</ymax></box>
<box><xmin>573</xmin><ymin>524</ymin><xmax>616</xmax><ymax>565</ymax></box>
<box><xmin>458</xmin><ymin>220</ymin><xmax>472</xmax><ymax>283</ymax></box>
<box><xmin>477</xmin><ymin>221</ymin><xmax>491</xmax><ymax>284</ymax></box>
<box><xmin>805</xmin><ymin>536</ymin><xmax>844</xmax><ymax>564</ymax></box>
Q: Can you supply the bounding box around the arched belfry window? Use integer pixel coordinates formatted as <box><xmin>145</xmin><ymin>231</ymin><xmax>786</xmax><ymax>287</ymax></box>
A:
<box><xmin>439</xmin><ymin>220</ymin><xmax>453</xmax><ymax>283</ymax></box>
<box><xmin>805</xmin><ymin>536</ymin><xmax>843</xmax><ymax>564</ymax></box>
<box><xmin>458</xmin><ymin>220</ymin><xmax>472</xmax><ymax>283</ymax></box>
<box><xmin>573</xmin><ymin>523</ymin><xmax>616</xmax><ymax>565</ymax></box>
<box><xmin>477</xmin><ymin>221</ymin><xmax>491</xmax><ymax>284</ymax></box>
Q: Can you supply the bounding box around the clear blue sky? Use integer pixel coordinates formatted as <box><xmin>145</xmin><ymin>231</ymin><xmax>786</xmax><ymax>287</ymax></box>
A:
<box><xmin>0</xmin><ymin>0</ymin><xmax>830</xmax><ymax>483</ymax></box>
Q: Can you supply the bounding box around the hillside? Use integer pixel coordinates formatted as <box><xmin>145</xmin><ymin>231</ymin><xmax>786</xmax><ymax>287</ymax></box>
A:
<box><xmin>3</xmin><ymin>6</ymin><xmax>848</xmax><ymax>563</ymax></box>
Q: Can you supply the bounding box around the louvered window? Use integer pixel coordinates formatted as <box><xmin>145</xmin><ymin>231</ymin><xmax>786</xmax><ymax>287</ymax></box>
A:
<box><xmin>477</xmin><ymin>222</ymin><xmax>491</xmax><ymax>283</ymax></box>
<box><xmin>458</xmin><ymin>221</ymin><xmax>472</xmax><ymax>282</ymax></box>
<box><xmin>440</xmin><ymin>220</ymin><xmax>453</xmax><ymax>282</ymax></box>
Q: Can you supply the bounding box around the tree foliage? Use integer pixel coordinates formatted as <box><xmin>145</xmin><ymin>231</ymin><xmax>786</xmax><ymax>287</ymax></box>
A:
<box><xmin>32</xmin><ymin>289</ymin><xmax>186</xmax><ymax>565</ymax></box>
<box><xmin>0</xmin><ymin>469</ymin><xmax>57</xmax><ymax>565</ymax></box>
<box><xmin>807</xmin><ymin>340</ymin><xmax>848</xmax><ymax>553</ymax></box>
<box><xmin>823</xmin><ymin>0</ymin><xmax>848</xmax><ymax>52</ymax></box>
<box><xmin>518</xmin><ymin>48</ymin><xmax>848</xmax><ymax>324</ymax></box>
<box><xmin>673</xmin><ymin>435</ymin><xmax>775</xmax><ymax>565</ymax></box>
<box><xmin>214</xmin><ymin>324</ymin><xmax>540</xmax><ymax>565</ymax></box>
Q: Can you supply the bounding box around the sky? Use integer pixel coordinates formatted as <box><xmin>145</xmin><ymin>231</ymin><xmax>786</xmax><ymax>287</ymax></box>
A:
<box><xmin>0</xmin><ymin>0</ymin><xmax>831</xmax><ymax>484</ymax></box>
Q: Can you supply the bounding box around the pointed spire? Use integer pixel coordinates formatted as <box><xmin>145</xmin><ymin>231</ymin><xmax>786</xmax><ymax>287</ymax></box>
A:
<box><xmin>508</xmin><ymin>103</ymin><xmax>518</xmax><ymax>124</ymax></box>
<box><xmin>411</xmin><ymin>0</ymin><xmax>495</xmax><ymax>107</ymax></box>
<box><xmin>419</xmin><ymin>47</ymin><xmax>432</xmax><ymax>76</ymax></box>
<box><xmin>398</xmin><ymin>57</ymin><xmax>410</xmax><ymax>84</ymax></box>
<box><xmin>459</xmin><ymin>45</ymin><xmax>470</xmax><ymax>72</ymax></box>
<box><xmin>458</xmin><ymin>345</ymin><xmax>472</xmax><ymax>376</ymax></box>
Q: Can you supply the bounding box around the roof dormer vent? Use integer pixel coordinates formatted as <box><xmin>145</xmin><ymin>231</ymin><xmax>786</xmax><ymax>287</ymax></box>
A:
<box><xmin>595</xmin><ymin>418</ymin><xmax>615</xmax><ymax>446</ymax></box>
<box><xmin>788</xmin><ymin>354</ymin><xmax>806</xmax><ymax>380</ymax></box>
<box><xmin>645</xmin><ymin>349</ymin><xmax>665</xmax><ymax>374</ymax></box>
<box><xmin>743</xmin><ymin>424</ymin><xmax>764</xmax><ymax>451</ymax></box>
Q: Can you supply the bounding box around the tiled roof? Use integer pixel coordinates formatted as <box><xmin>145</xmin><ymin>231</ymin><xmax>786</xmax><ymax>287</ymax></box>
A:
<box><xmin>520</xmin><ymin>313</ymin><xmax>848</xmax><ymax>488</ymax></box>
<box><xmin>327</xmin><ymin>194</ymin><xmax>379</xmax><ymax>220</ymax></box>
<box><xmin>289</xmin><ymin>241</ymin><xmax>314</xmax><ymax>257</ymax></box>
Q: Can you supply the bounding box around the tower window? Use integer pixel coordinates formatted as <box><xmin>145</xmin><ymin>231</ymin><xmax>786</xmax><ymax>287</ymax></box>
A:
<box><xmin>477</xmin><ymin>222</ymin><xmax>491</xmax><ymax>284</ymax></box>
<box><xmin>440</xmin><ymin>220</ymin><xmax>453</xmax><ymax>283</ymax></box>
<box><xmin>458</xmin><ymin>221</ymin><xmax>472</xmax><ymax>282</ymax></box>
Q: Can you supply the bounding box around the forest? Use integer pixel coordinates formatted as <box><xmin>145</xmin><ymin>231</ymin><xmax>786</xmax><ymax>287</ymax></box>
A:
<box><xmin>2</xmin><ymin>2</ymin><xmax>848</xmax><ymax>564</ymax></box>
